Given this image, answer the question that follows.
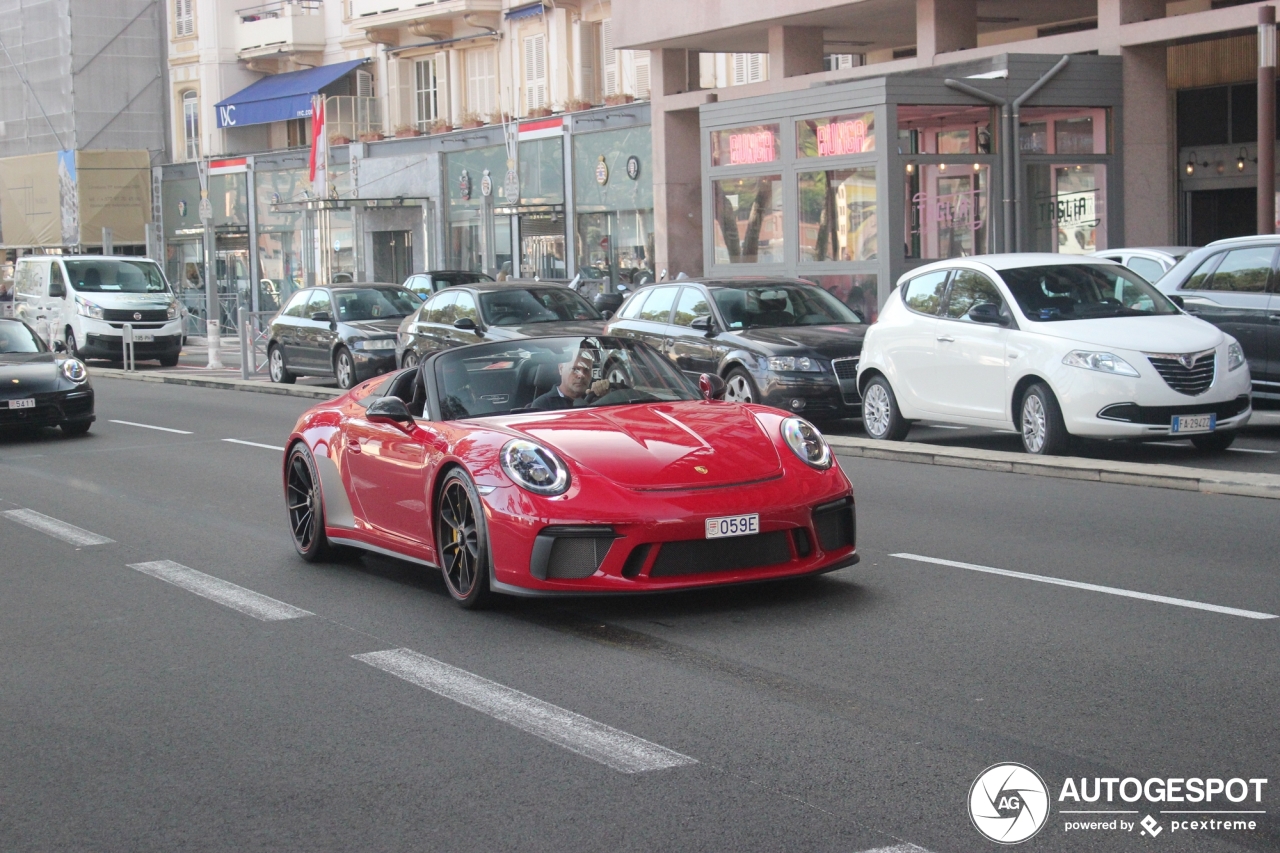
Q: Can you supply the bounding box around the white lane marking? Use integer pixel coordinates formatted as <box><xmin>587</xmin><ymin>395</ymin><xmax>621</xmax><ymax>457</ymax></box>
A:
<box><xmin>109</xmin><ymin>419</ymin><xmax>192</xmax><ymax>435</ymax></box>
<box><xmin>1228</xmin><ymin>447</ymin><xmax>1277</xmax><ymax>454</ymax></box>
<box><xmin>892</xmin><ymin>553</ymin><xmax>1278</xmax><ymax>620</ymax></box>
<box><xmin>127</xmin><ymin>560</ymin><xmax>312</xmax><ymax>621</ymax></box>
<box><xmin>854</xmin><ymin>845</ymin><xmax>933</xmax><ymax>853</ymax></box>
<box><xmin>2</xmin><ymin>508</ymin><xmax>114</xmax><ymax>546</ymax></box>
<box><xmin>354</xmin><ymin>648</ymin><xmax>697</xmax><ymax>774</ymax></box>
<box><xmin>222</xmin><ymin>438</ymin><xmax>286</xmax><ymax>451</ymax></box>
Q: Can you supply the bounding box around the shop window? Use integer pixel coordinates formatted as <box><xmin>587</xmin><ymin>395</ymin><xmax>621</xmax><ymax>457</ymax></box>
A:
<box><xmin>800</xmin><ymin>274</ymin><xmax>879</xmax><ymax>324</ymax></box>
<box><xmin>1017</xmin><ymin>108</ymin><xmax>1109</xmax><ymax>154</ymax></box>
<box><xmin>1023</xmin><ymin>164</ymin><xmax>1108</xmax><ymax>254</ymax></box>
<box><xmin>797</xmin><ymin>112</ymin><xmax>875</xmax><ymax>158</ymax></box>
<box><xmin>576</xmin><ymin>210</ymin><xmax>654</xmax><ymax>285</ymax></box>
<box><xmin>1055</xmin><ymin>118</ymin><xmax>1095</xmax><ymax>155</ymax></box>
<box><xmin>712</xmin><ymin>176</ymin><xmax>784</xmax><ymax>265</ymax></box>
<box><xmin>710</xmin><ymin>124</ymin><xmax>780</xmax><ymax>167</ymax></box>
<box><xmin>798</xmin><ymin>168</ymin><xmax>877</xmax><ymax>262</ymax></box>
<box><xmin>897</xmin><ymin>105</ymin><xmax>994</xmax><ymax>155</ymax></box>
<box><xmin>905</xmin><ymin>164</ymin><xmax>990</xmax><ymax>260</ymax></box>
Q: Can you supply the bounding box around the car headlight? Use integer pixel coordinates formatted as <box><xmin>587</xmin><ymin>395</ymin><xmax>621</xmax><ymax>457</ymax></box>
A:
<box><xmin>167</xmin><ymin>301</ymin><xmax>179</xmax><ymax>320</ymax></box>
<box><xmin>781</xmin><ymin>417</ymin><xmax>833</xmax><ymax>469</ymax></box>
<box><xmin>60</xmin><ymin>358</ymin><xmax>88</xmax><ymax>383</ymax></box>
<box><xmin>353</xmin><ymin>338</ymin><xmax>397</xmax><ymax>351</ymax></box>
<box><xmin>1227</xmin><ymin>341</ymin><xmax>1245</xmax><ymax>372</ymax></box>
<box><xmin>501</xmin><ymin>439</ymin><xmax>571</xmax><ymax>496</ymax></box>
<box><xmin>75</xmin><ymin>297</ymin><xmax>103</xmax><ymax>320</ymax></box>
<box><xmin>1062</xmin><ymin>350</ymin><xmax>1140</xmax><ymax>377</ymax></box>
<box><xmin>766</xmin><ymin>356</ymin><xmax>822</xmax><ymax>372</ymax></box>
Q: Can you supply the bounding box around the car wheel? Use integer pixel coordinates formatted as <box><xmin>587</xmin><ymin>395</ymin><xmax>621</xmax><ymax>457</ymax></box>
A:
<box><xmin>1190</xmin><ymin>431</ymin><xmax>1237</xmax><ymax>452</ymax></box>
<box><xmin>286</xmin><ymin>443</ymin><xmax>333</xmax><ymax>562</ymax></box>
<box><xmin>436</xmin><ymin>469</ymin><xmax>492</xmax><ymax>609</ymax></box>
<box><xmin>61</xmin><ymin>421</ymin><xmax>91</xmax><ymax>437</ymax></box>
<box><xmin>1020</xmin><ymin>383</ymin><xmax>1070</xmax><ymax>455</ymax></box>
<box><xmin>335</xmin><ymin>347</ymin><xmax>357</xmax><ymax>389</ymax></box>
<box><xmin>269</xmin><ymin>345</ymin><xmax>295</xmax><ymax>384</ymax></box>
<box><xmin>66</xmin><ymin>329</ymin><xmax>81</xmax><ymax>359</ymax></box>
<box><xmin>158</xmin><ymin>352</ymin><xmax>180</xmax><ymax>367</ymax></box>
<box><xmin>401</xmin><ymin>350</ymin><xmax>419</xmax><ymax>369</ymax></box>
<box><xmin>861</xmin><ymin>376</ymin><xmax>910</xmax><ymax>441</ymax></box>
<box><xmin>723</xmin><ymin>367</ymin><xmax>758</xmax><ymax>403</ymax></box>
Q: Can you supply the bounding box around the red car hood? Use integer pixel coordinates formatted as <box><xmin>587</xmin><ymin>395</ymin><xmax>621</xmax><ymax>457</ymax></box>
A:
<box><xmin>499</xmin><ymin>402</ymin><xmax>783</xmax><ymax>490</ymax></box>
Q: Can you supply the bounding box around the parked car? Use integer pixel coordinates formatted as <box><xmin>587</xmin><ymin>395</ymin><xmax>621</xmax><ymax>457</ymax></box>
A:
<box><xmin>12</xmin><ymin>255</ymin><xmax>183</xmax><ymax>365</ymax></box>
<box><xmin>857</xmin><ymin>255</ymin><xmax>1252</xmax><ymax>454</ymax></box>
<box><xmin>1091</xmin><ymin>247</ymin><xmax>1195</xmax><ymax>283</ymax></box>
<box><xmin>605</xmin><ymin>278</ymin><xmax>868</xmax><ymax>421</ymax></box>
<box><xmin>267</xmin><ymin>284</ymin><xmax>420</xmax><ymax>389</ymax></box>
<box><xmin>283</xmin><ymin>335</ymin><xmax>858</xmax><ymax>607</ymax></box>
<box><xmin>1153</xmin><ymin>235</ymin><xmax>1280</xmax><ymax>405</ymax></box>
<box><xmin>402</xmin><ymin>270</ymin><xmax>495</xmax><ymax>301</ymax></box>
<box><xmin>0</xmin><ymin>318</ymin><xmax>94</xmax><ymax>435</ymax></box>
<box><xmin>395</xmin><ymin>281</ymin><xmax>606</xmax><ymax>367</ymax></box>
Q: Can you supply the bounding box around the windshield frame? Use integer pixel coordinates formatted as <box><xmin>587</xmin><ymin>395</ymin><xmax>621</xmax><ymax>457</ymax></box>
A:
<box><xmin>0</xmin><ymin>319</ymin><xmax>49</xmax><ymax>354</ymax></box>
<box><xmin>426</xmin><ymin>336</ymin><xmax>700</xmax><ymax>421</ymax></box>
<box><xmin>708</xmin><ymin>283</ymin><xmax>862</xmax><ymax>330</ymax></box>
<box><xmin>997</xmin><ymin>262</ymin><xmax>1181</xmax><ymax>322</ymax></box>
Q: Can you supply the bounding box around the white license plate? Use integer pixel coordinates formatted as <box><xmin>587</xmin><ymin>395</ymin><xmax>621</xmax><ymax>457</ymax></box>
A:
<box><xmin>7</xmin><ymin>398</ymin><xmax>35</xmax><ymax>409</ymax></box>
<box><xmin>705</xmin><ymin>513</ymin><xmax>760</xmax><ymax>540</ymax></box>
<box><xmin>130</xmin><ymin>333</ymin><xmax>154</xmax><ymax>342</ymax></box>
<box><xmin>1171</xmin><ymin>414</ymin><xmax>1215</xmax><ymax>434</ymax></box>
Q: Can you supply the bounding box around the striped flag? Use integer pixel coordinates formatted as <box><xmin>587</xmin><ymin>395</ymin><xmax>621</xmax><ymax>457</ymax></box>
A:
<box><xmin>309</xmin><ymin>94</ymin><xmax>327</xmax><ymax>198</ymax></box>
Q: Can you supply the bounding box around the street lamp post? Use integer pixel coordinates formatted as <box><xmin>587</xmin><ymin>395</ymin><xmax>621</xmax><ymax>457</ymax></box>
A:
<box><xmin>1259</xmin><ymin>5</ymin><xmax>1276</xmax><ymax>235</ymax></box>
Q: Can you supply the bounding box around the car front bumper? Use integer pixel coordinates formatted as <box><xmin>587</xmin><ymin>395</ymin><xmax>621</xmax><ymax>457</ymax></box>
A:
<box><xmin>758</xmin><ymin>369</ymin><xmax>862</xmax><ymax>419</ymax></box>
<box><xmin>0</xmin><ymin>388</ymin><xmax>95</xmax><ymax>428</ymax></box>
<box><xmin>351</xmin><ymin>349</ymin><xmax>398</xmax><ymax>380</ymax></box>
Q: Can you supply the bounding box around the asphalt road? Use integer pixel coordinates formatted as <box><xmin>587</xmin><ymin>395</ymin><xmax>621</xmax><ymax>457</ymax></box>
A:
<box><xmin>1</xmin><ymin>377</ymin><xmax>1276</xmax><ymax>852</ymax></box>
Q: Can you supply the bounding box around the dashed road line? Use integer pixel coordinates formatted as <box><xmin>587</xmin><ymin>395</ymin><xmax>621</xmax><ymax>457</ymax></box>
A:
<box><xmin>892</xmin><ymin>553</ymin><xmax>1277</xmax><ymax>620</ymax></box>
<box><xmin>1228</xmin><ymin>447</ymin><xmax>1276</xmax><ymax>454</ymax></box>
<box><xmin>2</xmin><ymin>508</ymin><xmax>114</xmax><ymax>546</ymax></box>
<box><xmin>222</xmin><ymin>438</ymin><xmax>286</xmax><ymax>451</ymax></box>
<box><xmin>127</xmin><ymin>560</ymin><xmax>312</xmax><ymax>621</ymax></box>
<box><xmin>108</xmin><ymin>419</ymin><xmax>193</xmax><ymax>434</ymax></box>
<box><xmin>353</xmin><ymin>648</ymin><xmax>698</xmax><ymax>774</ymax></box>
<box><xmin>855</xmin><ymin>845</ymin><xmax>933</xmax><ymax>853</ymax></box>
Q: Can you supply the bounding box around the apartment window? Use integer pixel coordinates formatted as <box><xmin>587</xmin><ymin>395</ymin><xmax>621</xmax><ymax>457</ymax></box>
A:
<box><xmin>601</xmin><ymin>19</ymin><xmax>618</xmax><ymax>97</ymax></box>
<box><xmin>524</xmin><ymin>33</ymin><xmax>547</xmax><ymax>113</ymax></box>
<box><xmin>174</xmin><ymin>0</ymin><xmax>194</xmax><ymax>36</ymax></box>
<box><xmin>182</xmin><ymin>90</ymin><xmax>200</xmax><ymax>161</ymax></box>
<box><xmin>356</xmin><ymin>69</ymin><xmax>374</xmax><ymax>98</ymax></box>
<box><xmin>415</xmin><ymin>57</ymin><xmax>440</xmax><ymax>129</ymax></box>
<box><xmin>825</xmin><ymin>54</ymin><xmax>862</xmax><ymax>71</ymax></box>
<box><xmin>731</xmin><ymin>54</ymin><xmax>767</xmax><ymax>86</ymax></box>
<box><xmin>579</xmin><ymin>22</ymin><xmax>599</xmax><ymax>103</ymax></box>
<box><xmin>466</xmin><ymin>48</ymin><xmax>496</xmax><ymax>116</ymax></box>
<box><xmin>286</xmin><ymin>118</ymin><xmax>309</xmax><ymax>148</ymax></box>
<box><xmin>634</xmin><ymin>52</ymin><xmax>651</xmax><ymax>100</ymax></box>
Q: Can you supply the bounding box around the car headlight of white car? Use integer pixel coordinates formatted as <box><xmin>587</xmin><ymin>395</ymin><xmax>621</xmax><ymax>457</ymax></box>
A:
<box><xmin>353</xmin><ymin>338</ymin><xmax>397</xmax><ymax>351</ymax></box>
<box><xmin>60</xmin><ymin>358</ymin><xmax>88</xmax><ymax>383</ymax></box>
<box><xmin>1227</xmin><ymin>341</ymin><xmax>1246</xmax><ymax>372</ymax></box>
<box><xmin>501</xmin><ymin>439</ymin><xmax>571</xmax><ymax>495</ymax></box>
<box><xmin>167</xmin><ymin>300</ymin><xmax>179</xmax><ymax>320</ymax></box>
<box><xmin>781</xmin><ymin>417</ymin><xmax>833</xmax><ymax>469</ymax></box>
<box><xmin>766</xmin><ymin>356</ymin><xmax>822</xmax><ymax>372</ymax></box>
<box><xmin>75</xmin><ymin>296</ymin><xmax>103</xmax><ymax>320</ymax></box>
<box><xmin>1062</xmin><ymin>350</ymin><xmax>1140</xmax><ymax>377</ymax></box>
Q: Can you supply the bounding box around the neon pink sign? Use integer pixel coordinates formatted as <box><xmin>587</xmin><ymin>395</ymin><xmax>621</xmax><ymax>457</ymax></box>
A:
<box><xmin>728</xmin><ymin>131</ymin><xmax>777</xmax><ymax>165</ymax></box>
<box><xmin>816</xmin><ymin>120</ymin><xmax>868</xmax><ymax>156</ymax></box>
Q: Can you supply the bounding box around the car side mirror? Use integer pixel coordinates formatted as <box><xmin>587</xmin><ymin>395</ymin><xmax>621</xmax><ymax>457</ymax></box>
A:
<box><xmin>453</xmin><ymin>317</ymin><xmax>482</xmax><ymax>336</ymax></box>
<box><xmin>601</xmin><ymin>309</ymin><xmax>614</xmax><ymax>320</ymax></box>
<box><xmin>366</xmin><ymin>396</ymin><xmax>414</xmax><ymax>427</ymax></box>
<box><xmin>54</xmin><ymin>340</ymin><xmax>67</xmax><ymax>353</ymax></box>
<box><xmin>690</xmin><ymin>315</ymin><xmax>714</xmax><ymax>333</ymax></box>
<box><xmin>49</xmin><ymin>282</ymin><xmax>65</xmax><ymax>299</ymax></box>
<box><xmin>1169</xmin><ymin>294</ymin><xmax>1186</xmax><ymax>309</ymax></box>
<box><xmin>311</xmin><ymin>311</ymin><xmax>331</xmax><ymax>323</ymax></box>
<box><xmin>968</xmin><ymin>302</ymin><xmax>1009</xmax><ymax>326</ymax></box>
<box><xmin>699</xmin><ymin>373</ymin><xmax>726</xmax><ymax>401</ymax></box>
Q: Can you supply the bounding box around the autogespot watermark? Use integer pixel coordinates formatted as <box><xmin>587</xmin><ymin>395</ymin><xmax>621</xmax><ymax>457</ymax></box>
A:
<box><xmin>969</xmin><ymin>765</ymin><xmax>1268</xmax><ymax>844</ymax></box>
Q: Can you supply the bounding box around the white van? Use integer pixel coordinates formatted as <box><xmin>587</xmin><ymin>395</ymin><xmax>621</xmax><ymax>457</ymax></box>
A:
<box><xmin>13</xmin><ymin>255</ymin><xmax>184</xmax><ymax>366</ymax></box>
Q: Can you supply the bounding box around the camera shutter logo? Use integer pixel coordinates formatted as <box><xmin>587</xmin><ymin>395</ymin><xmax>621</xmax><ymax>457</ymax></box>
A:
<box><xmin>969</xmin><ymin>763</ymin><xmax>1050</xmax><ymax>844</ymax></box>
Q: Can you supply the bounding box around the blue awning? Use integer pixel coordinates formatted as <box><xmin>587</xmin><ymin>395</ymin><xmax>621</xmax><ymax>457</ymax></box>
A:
<box><xmin>505</xmin><ymin>3</ymin><xmax>545</xmax><ymax>21</ymax></box>
<box><xmin>214</xmin><ymin>59</ymin><xmax>366</xmax><ymax>129</ymax></box>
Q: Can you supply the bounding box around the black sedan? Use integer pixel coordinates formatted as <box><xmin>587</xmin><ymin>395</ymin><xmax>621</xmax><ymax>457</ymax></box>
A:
<box><xmin>0</xmin><ymin>318</ymin><xmax>94</xmax><ymax>435</ymax></box>
<box><xmin>267</xmin><ymin>284</ymin><xmax>420</xmax><ymax>389</ymax></box>
<box><xmin>605</xmin><ymin>278</ymin><xmax>867</xmax><ymax>420</ymax></box>
<box><xmin>395</xmin><ymin>281</ymin><xmax>607</xmax><ymax>367</ymax></box>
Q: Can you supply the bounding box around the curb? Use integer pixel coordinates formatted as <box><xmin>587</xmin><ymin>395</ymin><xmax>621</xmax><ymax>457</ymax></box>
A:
<box><xmin>825</xmin><ymin>434</ymin><xmax>1280</xmax><ymax>501</ymax></box>
<box><xmin>91</xmin><ymin>367</ymin><xmax>341</xmax><ymax>400</ymax></box>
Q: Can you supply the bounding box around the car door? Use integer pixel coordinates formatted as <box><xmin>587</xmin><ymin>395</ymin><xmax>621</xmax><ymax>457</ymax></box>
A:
<box><xmin>274</xmin><ymin>290</ymin><xmax>309</xmax><ymax>362</ymax></box>
<box><xmin>298</xmin><ymin>289</ymin><xmax>337</xmax><ymax>371</ymax></box>
<box><xmin>605</xmin><ymin>287</ymin><xmax>653</xmax><ymax>341</ymax></box>
<box><xmin>1174</xmin><ymin>246</ymin><xmax>1275</xmax><ymax>386</ymax></box>
<box><xmin>1266</xmin><ymin>277</ymin><xmax>1280</xmax><ymax>390</ymax></box>
<box><xmin>415</xmin><ymin>291</ymin><xmax>456</xmax><ymax>356</ymax></box>
<box><xmin>932</xmin><ymin>269</ymin><xmax>1010</xmax><ymax>420</ymax></box>
<box><xmin>343</xmin><ymin>405</ymin><xmax>430</xmax><ymax>545</ymax></box>
<box><xmin>630</xmin><ymin>285</ymin><xmax>679</xmax><ymax>353</ymax></box>
<box><xmin>888</xmin><ymin>269</ymin><xmax>950</xmax><ymax>412</ymax></box>
<box><xmin>667</xmin><ymin>285</ymin><xmax>719</xmax><ymax>377</ymax></box>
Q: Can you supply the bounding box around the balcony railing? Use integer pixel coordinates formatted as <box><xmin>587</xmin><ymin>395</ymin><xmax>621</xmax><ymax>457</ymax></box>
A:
<box><xmin>325</xmin><ymin>96</ymin><xmax>383</xmax><ymax>144</ymax></box>
<box><xmin>347</xmin><ymin>0</ymin><xmax>501</xmax><ymax>26</ymax></box>
<box><xmin>236</xmin><ymin>0</ymin><xmax>326</xmax><ymax>56</ymax></box>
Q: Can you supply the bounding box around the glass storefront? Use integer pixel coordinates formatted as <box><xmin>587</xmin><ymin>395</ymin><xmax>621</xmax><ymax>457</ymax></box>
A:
<box><xmin>799</xmin><ymin>167</ymin><xmax>877</xmax><ymax>262</ymax></box>
<box><xmin>573</xmin><ymin>124</ymin><xmax>654</xmax><ymax>285</ymax></box>
<box><xmin>711</xmin><ymin>175</ymin><xmax>785</xmax><ymax>264</ymax></box>
<box><xmin>255</xmin><ymin>168</ymin><xmax>309</xmax><ymax>312</ymax></box>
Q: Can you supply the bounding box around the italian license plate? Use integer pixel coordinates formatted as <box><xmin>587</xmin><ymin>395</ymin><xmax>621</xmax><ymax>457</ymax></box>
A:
<box><xmin>7</xmin><ymin>398</ymin><xmax>35</xmax><ymax>409</ymax></box>
<box><xmin>131</xmin><ymin>333</ymin><xmax>155</xmax><ymax>342</ymax></box>
<box><xmin>705</xmin><ymin>513</ymin><xmax>759</xmax><ymax>540</ymax></box>
<box><xmin>1171</xmin><ymin>414</ymin><xmax>1215</xmax><ymax>434</ymax></box>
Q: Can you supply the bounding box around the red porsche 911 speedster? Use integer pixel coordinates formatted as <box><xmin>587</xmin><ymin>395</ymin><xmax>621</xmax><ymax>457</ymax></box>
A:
<box><xmin>283</xmin><ymin>335</ymin><xmax>858</xmax><ymax>607</ymax></box>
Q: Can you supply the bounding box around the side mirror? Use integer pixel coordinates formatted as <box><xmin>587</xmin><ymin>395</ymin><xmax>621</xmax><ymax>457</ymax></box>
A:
<box><xmin>54</xmin><ymin>340</ymin><xmax>67</xmax><ymax>353</ymax></box>
<box><xmin>699</xmin><ymin>373</ymin><xmax>726</xmax><ymax>401</ymax></box>
<box><xmin>366</xmin><ymin>396</ymin><xmax>414</xmax><ymax>426</ymax></box>
<box><xmin>311</xmin><ymin>311</ymin><xmax>331</xmax><ymax>323</ymax></box>
<box><xmin>601</xmin><ymin>309</ymin><xmax>614</xmax><ymax>320</ymax></box>
<box><xmin>968</xmin><ymin>302</ymin><xmax>1009</xmax><ymax>326</ymax></box>
<box><xmin>690</xmin><ymin>315</ymin><xmax>714</xmax><ymax>333</ymax></box>
<box><xmin>453</xmin><ymin>317</ymin><xmax>482</xmax><ymax>336</ymax></box>
<box><xmin>1169</xmin><ymin>294</ymin><xmax>1186</xmax><ymax>309</ymax></box>
<box><xmin>49</xmin><ymin>282</ymin><xmax>66</xmax><ymax>299</ymax></box>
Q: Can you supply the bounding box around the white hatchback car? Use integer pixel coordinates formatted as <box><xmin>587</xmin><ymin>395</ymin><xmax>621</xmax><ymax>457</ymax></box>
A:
<box><xmin>857</xmin><ymin>255</ymin><xmax>1252</xmax><ymax>454</ymax></box>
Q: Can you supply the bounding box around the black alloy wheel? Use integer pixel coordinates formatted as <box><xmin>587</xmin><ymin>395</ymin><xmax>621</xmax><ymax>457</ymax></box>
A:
<box><xmin>269</xmin><ymin>344</ymin><xmax>295</xmax><ymax>384</ymax></box>
<box><xmin>402</xmin><ymin>350</ymin><xmax>419</xmax><ymax>369</ymax></box>
<box><xmin>436</xmin><ymin>469</ymin><xmax>491</xmax><ymax>609</ymax></box>
<box><xmin>286</xmin><ymin>443</ymin><xmax>332</xmax><ymax>562</ymax></box>
<box><xmin>335</xmin><ymin>347</ymin><xmax>357</xmax><ymax>390</ymax></box>
<box><xmin>66</xmin><ymin>330</ymin><xmax>81</xmax><ymax>359</ymax></box>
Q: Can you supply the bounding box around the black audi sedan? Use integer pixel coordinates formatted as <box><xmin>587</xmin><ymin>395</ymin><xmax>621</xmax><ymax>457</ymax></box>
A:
<box><xmin>604</xmin><ymin>278</ymin><xmax>867</xmax><ymax>420</ymax></box>
<box><xmin>267</xmin><ymin>284</ymin><xmax>420</xmax><ymax>389</ymax></box>
<box><xmin>395</xmin><ymin>281</ymin><xmax>607</xmax><ymax>367</ymax></box>
<box><xmin>0</xmin><ymin>318</ymin><xmax>94</xmax><ymax>435</ymax></box>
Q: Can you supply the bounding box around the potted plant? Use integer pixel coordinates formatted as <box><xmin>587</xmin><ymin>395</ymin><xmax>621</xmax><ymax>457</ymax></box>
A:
<box><xmin>358</xmin><ymin>130</ymin><xmax>385</xmax><ymax>142</ymax></box>
<box><xmin>564</xmin><ymin>98</ymin><xmax>595</xmax><ymax>113</ymax></box>
<box><xmin>393</xmin><ymin>124</ymin><xmax>422</xmax><ymax>138</ymax></box>
<box><xmin>458</xmin><ymin>111</ymin><xmax>485</xmax><ymax>129</ymax></box>
<box><xmin>526</xmin><ymin>105</ymin><xmax>555</xmax><ymax>119</ymax></box>
<box><xmin>328</xmin><ymin>133</ymin><xmax>351</xmax><ymax>145</ymax></box>
<box><xmin>428</xmin><ymin>118</ymin><xmax>454</xmax><ymax>135</ymax></box>
<box><xmin>486</xmin><ymin>110</ymin><xmax>512</xmax><ymax>126</ymax></box>
<box><xmin>604</xmin><ymin>93</ymin><xmax>635</xmax><ymax>106</ymax></box>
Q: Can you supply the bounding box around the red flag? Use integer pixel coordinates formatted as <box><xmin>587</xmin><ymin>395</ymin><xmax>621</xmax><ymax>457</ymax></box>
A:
<box><xmin>309</xmin><ymin>95</ymin><xmax>327</xmax><ymax>195</ymax></box>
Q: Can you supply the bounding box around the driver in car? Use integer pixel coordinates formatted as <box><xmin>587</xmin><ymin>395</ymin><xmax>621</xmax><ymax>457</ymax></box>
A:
<box><xmin>529</xmin><ymin>348</ymin><xmax>613</xmax><ymax>411</ymax></box>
